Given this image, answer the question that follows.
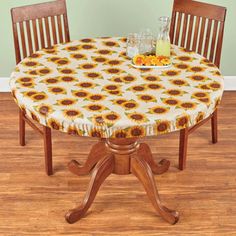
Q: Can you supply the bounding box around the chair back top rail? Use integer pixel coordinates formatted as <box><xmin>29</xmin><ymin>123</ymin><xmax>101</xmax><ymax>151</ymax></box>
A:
<box><xmin>11</xmin><ymin>0</ymin><xmax>70</xmax><ymax>64</ymax></box>
<box><xmin>170</xmin><ymin>0</ymin><xmax>227</xmax><ymax>68</ymax></box>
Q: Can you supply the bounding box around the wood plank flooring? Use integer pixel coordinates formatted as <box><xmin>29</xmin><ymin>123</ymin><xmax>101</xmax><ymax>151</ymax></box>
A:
<box><xmin>0</xmin><ymin>92</ymin><xmax>236</xmax><ymax>236</ymax></box>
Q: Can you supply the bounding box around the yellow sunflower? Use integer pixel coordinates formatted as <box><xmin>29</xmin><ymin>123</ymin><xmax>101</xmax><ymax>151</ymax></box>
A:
<box><xmin>96</xmin><ymin>49</ymin><xmax>113</xmax><ymax>55</ymax></box>
<box><xmin>84</xmin><ymin>72</ymin><xmax>102</xmax><ymax>79</ymax></box>
<box><xmin>171</xmin><ymin>79</ymin><xmax>189</xmax><ymax>87</ymax></box>
<box><xmin>188</xmin><ymin>74</ymin><xmax>208</xmax><ymax>82</ymax></box>
<box><xmin>42</xmin><ymin>48</ymin><xmax>58</xmax><ymax>54</ymax></box>
<box><xmin>79</xmin><ymin>63</ymin><xmax>97</xmax><ymax>70</ymax></box>
<box><xmin>162</xmin><ymin>98</ymin><xmax>180</xmax><ymax>106</ymax></box>
<box><xmin>192</xmin><ymin>91</ymin><xmax>209</xmax><ymax>99</ymax></box>
<box><xmin>127</xmin><ymin>113</ymin><xmax>148</xmax><ymax>123</ymax></box>
<box><xmin>211</xmin><ymin>70</ymin><xmax>221</xmax><ymax>77</ymax></box>
<box><xmin>208</xmin><ymin>82</ymin><xmax>222</xmax><ymax>91</ymax></box>
<box><xmin>155</xmin><ymin>120</ymin><xmax>171</xmax><ymax>134</ymax></box>
<box><xmin>162</xmin><ymin>70</ymin><xmax>181</xmax><ymax>77</ymax></box>
<box><xmin>29</xmin><ymin>53</ymin><xmax>42</xmax><ymax>59</ymax></box>
<box><xmin>36</xmin><ymin>104</ymin><xmax>53</xmax><ymax>116</ymax></box>
<box><xmin>72</xmin><ymin>90</ymin><xmax>90</xmax><ymax>98</ymax></box>
<box><xmin>165</xmin><ymin>89</ymin><xmax>184</xmax><ymax>96</ymax></box>
<box><xmin>91</xmin><ymin>114</ymin><xmax>105</xmax><ymax>126</ymax></box>
<box><xmin>145</xmin><ymin>83</ymin><xmax>163</xmax><ymax>90</ymax></box>
<box><xmin>89</xmin><ymin>129</ymin><xmax>103</xmax><ymax>138</ymax></box>
<box><xmin>92</xmin><ymin>56</ymin><xmax>108</xmax><ymax>63</ymax></box>
<box><xmin>143</xmin><ymin>75</ymin><xmax>160</xmax><ymax>82</ymax></box>
<box><xmin>37</xmin><ymin>67</ymin><xmax>53</xmax><ymax>76</ymax></box>
<box><xmin>107</xmin><ymin>90</ymin><xmax>122</xmax><ymax>96</ymax></box>
<box><xmin>21</xmin><ymin>60</ymin><xmax>40</xmax><ymax>68</ymax></box>
<box><xmin>54</xmin><ymin>58</ymin><xmax>71</xmax><ymax>66</ymax></box>
<box><xmin>104</xmin><ymin>68</ymin><xmax>123</xmax><ymax>75</ymax></box>
<box><xmin>175</xmin><ymin>56</ymin><xmax>194</xmax><ymax>62</ymax></box>
<box><xmin>80</xmin><ymin>44</ymin><xmax>96</xmax><ymax>50</ymax></box>
<box><xmin>197</xmin><ymin>84</ymin><xmax>211</xmax><ymax>90</ymax></box>
<box><xmin>173</xmin><ymin>63</ymin><xmax>190</xmax><ymax>70</ymax></box>
<box><xmin>48</xmin><ymin>86</ymin><xmax>67</xmax><ymax>94</ymax></box>
<box><xmin>63</xmin><ymin>109</ymin><xmax>83</xmax><ymax>119</ymax></box>
<box><xmin>102</xmin><ymin>41</ymin><xmax>120</xmax><ymax>47</ymax></box>
<box><xmin>106</xmin><ymin>59</ymin><xmax>123</xmax><ymax>67</ymax></box>
<box><xmin>188</xmin><ymin>66</ymin><xmax>206</xmax><ymax>73</ymax></box>
<box><xmin>80</xmin><ymin>38</ymin><xmax>95</xmax><ymax>43</ymax></box>
<box><xmin>70</xmin><ymin>53</ymin><xmax>87</xmax><ymax>60</ymax></box>
<box><xmin>196</xmin><ymin>97</ymin><xmax>211</xmax><ymax>104</ymax></box>
<box><xmin>180</xmin><ymin>102</ymin><xmax>197</xmax><ymax>110</ymax></box>
<box><xmin>195</xmin><ymin>112</ymin><xmax>205</xmax><ymax>123</ymax></box>
<box><xmin>122</xmin><ymin>75</ymin><xmax>137</xmax><ymax>83</ymax></box>
<box><xmin>41</xmin><ymin>77</ymin><xmax>60</xmax><ymax>84</ymax></box>
<box><xmin>176</xmin><ymin>115</ymin><xmax>190</xmax><ymax>129</ymax></box>
<box><xmin>67</xmin><ymin>126</ymin><xmax>84</xmax><ymax>136</ymax></box>
<box><xmin>23</xmin><ymin>90</ymin><xmax>38</xmax><ymax>98</ymax></box>
<box><xmin>64</xmin><ymin>45</ymin><xmax>80</xmax><ymax>51</ymax></box>
<box><xmin>26</xmin><ymin>69</ymin><xmax>39</xmax><ymax>76</ymax></box>
<box><xmin>149</xmin><ymin>106</ymin><xmax>169</xmax><ymax>115</ymax></box>
<box><xmin>122</xmin><ymin>101</ymin><xmax>139</xmax><ymax>110</ymax></box>
<box><xmin>110</xmin><ymin>76</ymin><xmax>124</xmax><ymax>83</ymax></box>
<box><xmin>16</xmin><ymin>77</ymin><xmax>33</xmax><ymax>84</ymax></box>
<box><xmin>85</xmin><ymin>104</ymin><xmax>106</xmax><ymax>112</ymax></box>
<box><xmin>111</xmin><ymin>130</ymin><xmax>128</xmax><ymax>138</ymax></box>
<box><xmin>47</xmin><ymin>118</ymin><xmax>62</xmax><ymax>130</ymax></box>
<box><xmin>47</xmin><ymin>56</ymin><xmax>62</xmax><ymax>63</ymax></box>
<box><xmin>19</xmin><ymin>82</ymin><xmax>35</xmax><ymax>88</ymax></box>
<box><xmin>137</xmin><ymin>94</ymin><xmax>156</xmax><ymax>103</ymax></box>
<box><xmin>57</xmin><ymin>98</ymin><xmax>77</xmax><ymax>106</ymax></box>
<box><xmin>103</xmin><ymin>112</ymin><xmax>121</xmax><ymax>124</ymax></box>
<box><xmin>103</xmin><ymin>84</ymin><xmax>121</xmax><ymax>91</ymax></box>
<box><xmin>30</xmin><ymin>112</ymin><xmax>39</xmax><ymax>122</ymax></box>
<box><xmin>76</xmin><ymin>81</ymin><xmax>96</xmax><ymax>89</ymax></box>
<box><xmin>130</xmin><ymin>85</ymin><xmax>147</xmax><ymax>93</ymax></box>
<box><xmin>127</xmin><ymin>126</ymin><xmax>146</xmax><ymax>137</ymax></box>
<box><xmin>113</xmin><ymin>98</ymin><xmax>127</xmax><ymax>106</ymax></box>
<box><xmin>88</xmin><ymin>94</ymin><xmax>106</xmax><ymax>102</ymax></box>
<box><xmin>59</xmin><ymin>76</ymin><xmax>77</xmax><ymax>83</ymax></box>
<box><xmin>58</xmin><ymin>68</ymin><xmax>76</xmax><ymax>75</ymax></box>
<box><xmin>31</xmin><ymin>93</ymin><xmax>48</xmax><ymax>101</ymax></box>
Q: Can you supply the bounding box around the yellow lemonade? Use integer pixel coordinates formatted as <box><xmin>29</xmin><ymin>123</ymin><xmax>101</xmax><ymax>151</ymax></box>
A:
<box><xmin>156</xmin><ymin>39</ymin><xmax>171</xmax><ymax>57</ymax></box>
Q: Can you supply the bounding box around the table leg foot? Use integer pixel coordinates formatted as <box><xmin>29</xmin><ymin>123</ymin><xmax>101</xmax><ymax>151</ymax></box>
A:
<box><xmin>131</xmin><ymin>156</ymin><xmax>179</xmax><ymax>225</ymax></box>
<box><xmin>138</xmin><ymin>143</ymin><xmax>170</xmax><ymax>175</ymax></box>
<box><xmin>65</xmin><ymin>154</ymin><xmax>114</xmax><ymax>224</ymax></box>
<box><xmin>68</xmin><ymin>141</ymin><xmax>108</xmax><ymax>176</ymax></box>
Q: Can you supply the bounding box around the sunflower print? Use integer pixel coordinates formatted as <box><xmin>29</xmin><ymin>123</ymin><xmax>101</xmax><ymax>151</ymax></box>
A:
<box><xmin>162</xmin><ymin>70</ymin><xmax>181</xmax><ymax>77</ymax></box>
<box><xmin>58</xmin><ymin>68</ymin><xmax>76</xmax><ymax>75</ymax></box>
<box><xmin>84</xmin><ymin>72</ymin><xmax>102</xmax><ymax>80</ymax></box>
<box><xmin>10</xmin><ymin>39</ymin><xmax>224</xmax><ymax>138</ymax></box>
<box><xmin>72</xmin><ymin>90</ymin><xmax>90</xmax><ymax>98</ymax></box>
<box><xmin>63</xmin><ymin>109</ymin><xmax>83</xmax><ymax>120</ymax></box>
<box><xmin>128</xmin><ymin>126</ymin><xmax>146</xmax><ymax>137</ymax></box>
<box><xmin>56</xmin><ymin>98</ymin><xmax>77</xmax><ymax>106</ymax></box>
<box><xmin>155</xmin><ymin>120</ymin><xmax>171</xmax><ymax>134</ymax></box>
<box><xmin>48</xmin><ymin>86</ymin><xmax>67</xmax><ymax>95</ymax></box>
<box><xmin>70</xmin><ymin>53</ymin><xmax>87</xmax><ymax>60</ymax></box>
<box><xmin>162</xmin><ymin>98</ymin><xmax>180</xmax><ymax>106</ymax></box>
<box><xmin>137</xmin><ymin>94</ymin><xmax>156</xmax><ymax>103</ymax></box>
<box><xmin>149</xmin><ymin>106</ymin><xmax>169</xmax><ymax>115</ymax></box>
<box><xmin>127</xmin><ymin>113</ymin><xmax>148</xmax><ymax>123</ymax></box>
<box><xmin>122</xmin><ymin>101</ymin><xmax>139</xmax><ymax>110</ymax></box>
<box><xmin>85</xmin><ymin>104</ymin><xmax>107</xmax><ymax>112</ymax></box>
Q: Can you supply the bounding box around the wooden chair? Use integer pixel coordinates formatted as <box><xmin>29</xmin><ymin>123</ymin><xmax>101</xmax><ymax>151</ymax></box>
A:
<box><xmin>169</xmin><ymin>0</ymin><xmax>227</xmax><ymax>170</ymax></box>
<box><xmin>11</xmin><ymin>0</ymin><xmax>70</xmax><ymax>175</ymax></box>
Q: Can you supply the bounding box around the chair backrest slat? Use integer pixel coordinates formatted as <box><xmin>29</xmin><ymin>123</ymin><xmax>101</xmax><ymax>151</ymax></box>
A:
<box><xmin>11</xmin><ymin>0</ymin><xmax>70</xmax><ymax>64</ymax></box>
<box><xmin>170</xmin><ymin>0</ymin><xmax>226</xmax><ymax>68</ymax></box>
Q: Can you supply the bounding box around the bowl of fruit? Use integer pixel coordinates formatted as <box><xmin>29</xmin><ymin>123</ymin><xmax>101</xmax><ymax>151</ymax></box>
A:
<box><xmin>132</xmin><ymin>54</ymin><xmax>171</xmax><ymax>69</ymax></box>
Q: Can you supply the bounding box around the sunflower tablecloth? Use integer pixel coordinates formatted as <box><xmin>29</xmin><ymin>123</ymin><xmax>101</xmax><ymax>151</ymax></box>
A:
<box><xmin>10</xmin><ymin>37</ymin><xmax>224</xmax><ymax>138</ymax></box>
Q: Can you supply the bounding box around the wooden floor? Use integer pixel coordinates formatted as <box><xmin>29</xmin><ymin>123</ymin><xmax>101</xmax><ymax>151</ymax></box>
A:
<box><xmin>0</xmin><ymin>92</ymin><xmax>236</xmax><ymax>236</ymax></box>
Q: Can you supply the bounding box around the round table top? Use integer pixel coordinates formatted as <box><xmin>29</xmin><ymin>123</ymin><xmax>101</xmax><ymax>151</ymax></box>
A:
<box><xmin>10</xmin><ymin>37</ymin><xmax>224</xmax><ymax>139</ymax></box>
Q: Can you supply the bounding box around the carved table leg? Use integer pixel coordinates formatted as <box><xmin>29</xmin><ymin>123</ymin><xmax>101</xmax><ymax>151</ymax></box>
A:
<box><xmin>65</xmin><ymin>154</ymin><xmax>115</xmax><ymax>224</ymax></box>
<box><xmin>66</xmin><ymin>138</ymin><xmax>179</xmax><ymax>224</ymax></box>
<box><xmin>138</xmin><ymin>143</ymin><xmax>170</xmax><ymax>175</ymax></box>
<box><xmin>68</xmin><ymin>140</ymin><xmax>108</xmax><ymax>176</ymax></box>
<box><xmin>131</xmin><ymin>156</ymin><xmax>179</xmax><ymax>225</ymax></box>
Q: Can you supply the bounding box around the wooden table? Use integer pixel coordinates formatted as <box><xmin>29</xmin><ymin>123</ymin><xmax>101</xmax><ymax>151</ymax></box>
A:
<box><xmin>10</xmin><ymin>37</ymin><xmax>224</xmax><ymax>224</ymax></box>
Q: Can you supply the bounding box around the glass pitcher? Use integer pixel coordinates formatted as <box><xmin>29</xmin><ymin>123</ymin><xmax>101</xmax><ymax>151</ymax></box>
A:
<box><xmin>156</xmin><ymin>16</ymin><xmax>171</xmax><ymax>57</ymax></box>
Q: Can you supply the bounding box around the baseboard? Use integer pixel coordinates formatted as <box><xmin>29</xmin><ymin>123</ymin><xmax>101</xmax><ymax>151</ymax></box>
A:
<box><xmin>1</xmin><ymin>76</ymin><xmax>236</xmax><ymax>92</ymax></box>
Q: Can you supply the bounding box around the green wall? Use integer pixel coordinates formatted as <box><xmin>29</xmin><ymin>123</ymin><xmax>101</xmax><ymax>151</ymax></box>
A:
<box><xmin>0</xmin><ymin>0</ymin><xmax>235</xmax><ymax>77</ymax></box>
